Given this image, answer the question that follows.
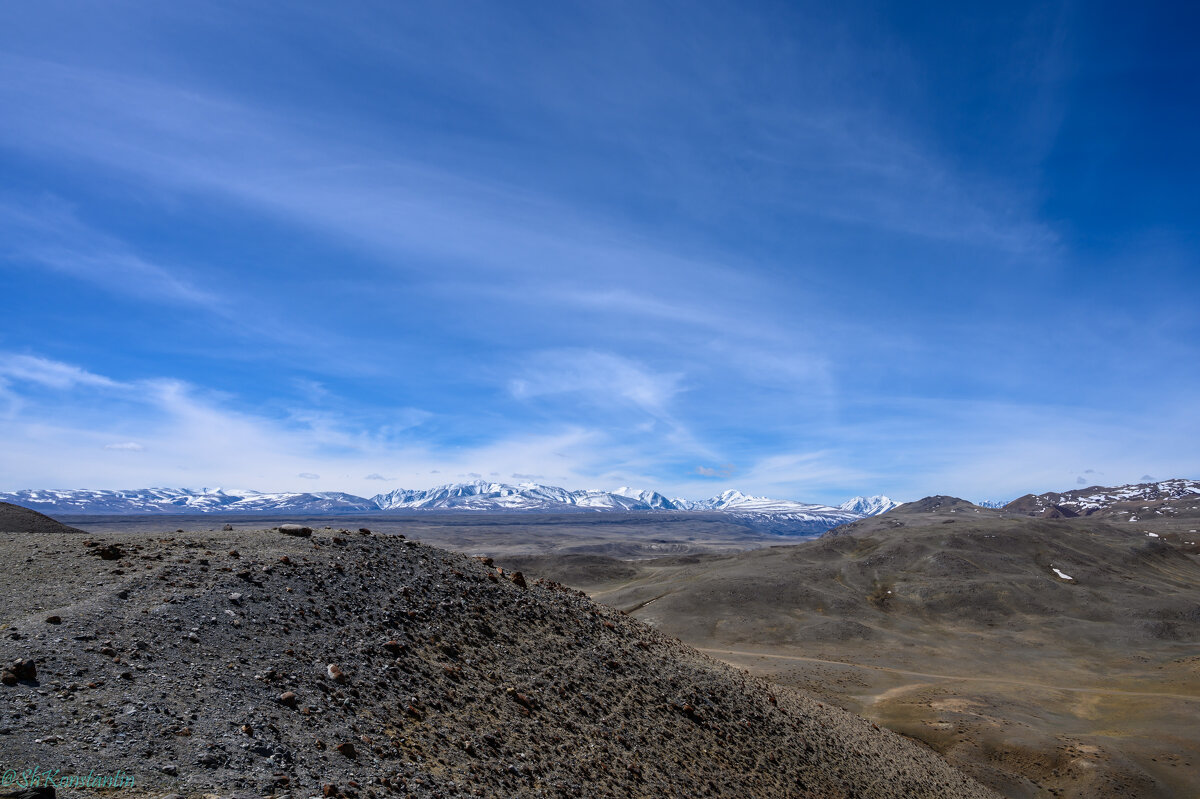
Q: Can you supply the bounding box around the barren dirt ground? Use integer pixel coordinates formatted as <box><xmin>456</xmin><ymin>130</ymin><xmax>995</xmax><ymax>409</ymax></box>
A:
<box><xmin>695</xmin><ymin>645</ymin><xmax>1200</xmax><ymax>799</ymax></box>
<box><xmin>498</xmin><ymin>513</ymin><xmax>1200</xmax><ymax>799</ymax></box>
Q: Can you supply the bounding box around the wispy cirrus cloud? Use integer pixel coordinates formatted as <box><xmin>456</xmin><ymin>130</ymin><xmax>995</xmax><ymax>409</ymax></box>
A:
<box><xmin>0</xmin><ymin>353</ymin><xmax>120</xmax><ymax>390</ymax></box>
<box><xmin>0</xmin><ymin>199</ymin><xmax>222</xmax><ymax>311</ymax></box>
<box><xmin>508</xmin><ymin>349</ymin><xmax>683</xmax><ymax>418</ymax></box>
<box><xmin>0</xmin><ymin>46</ymin><xmax>1055</xmax><ymax>298</ymax></box>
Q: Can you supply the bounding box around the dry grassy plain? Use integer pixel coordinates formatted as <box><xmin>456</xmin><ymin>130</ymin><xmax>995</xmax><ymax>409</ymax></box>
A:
<box><xmin>499</xmin><ymin>507</ymin><xmax>1200</xmax><ymax>798</ymax></box>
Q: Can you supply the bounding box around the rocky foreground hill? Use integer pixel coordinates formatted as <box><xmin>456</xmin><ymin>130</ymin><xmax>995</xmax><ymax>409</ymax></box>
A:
<box><xmin>0</xmin><ymin>520</ymin><xmax>997</xmax><ymax>798</ymax></box>
<box><xmin>0</xmin><ymin>500</ymin><xmax>88</xmax><ymax>535</ymax></box>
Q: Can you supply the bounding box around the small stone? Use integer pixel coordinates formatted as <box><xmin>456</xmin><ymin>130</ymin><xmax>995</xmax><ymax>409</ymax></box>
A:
<box><xmin>279</xmin><ymin>524</ymin><xmax>313</xmax><ymax>537</ymax></box>
<box><xmin>45</xmin><ymin>616</ymin><xmax>61</xmax><ymax>625</ymax></box>
<box><xmin>8</xmin><ymin>660</ymin><xmax>36</xmax><ymax>683</ymax></box>
<box><xmin>322</xmin><ymin>784</ymin><xmax>337</xmax><ymax>797</ymax></box>
<box><xmin>335</xmin><ymin>741</ymin><xmax>356</xmax><ymax>759</ymax></box>
<box><xmin>223</xmin><ymin>524</ymin><xmax>234</xmax><ymax>531</ymax></box>
<box><xmin>279</xmin><ymin>691</ymin><xmax>298</xmax><ymax>708</ymax></box>
<box><xmin>383</xmin><ymin>640</ymin><xmax>403</xmax><ymax>655</ymax></box>
<box><xmin>511</xmin><ymin>571</ymin><xmax>527</xmax><ymax>589</ymax></box>
<box><xmin>358</xmin><ymin>527</ymin><xmax>371</xmax><ymax>534</ymax></box>
<box><xmin>327</xmin><ymin>664</ymin><xmax>347</xmax><ymax>683</ymax></box>
<box><xmin>160</xmin><ymin>764</ymin><xmax>178</xmax><ymax>775</ymax></box>
<box><xmin>506</xmin><ymin>687</ymin><xmax>535</xmax><ymax>711</ymax></box>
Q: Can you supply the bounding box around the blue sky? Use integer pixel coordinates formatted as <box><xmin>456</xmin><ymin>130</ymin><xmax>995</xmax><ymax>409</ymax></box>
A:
<box><xmin>1</xmin><ymin>0</ymin><xmax>1197</xmax><ymax>503</ymax></box>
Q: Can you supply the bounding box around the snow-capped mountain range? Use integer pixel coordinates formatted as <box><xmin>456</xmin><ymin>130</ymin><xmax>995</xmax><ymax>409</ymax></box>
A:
<box><xmin>0</xmin><ymin>482</ymin><xmax>901</xmax><ymax>535</ymax></box>
<box><xmin>372</xmin><ymin>483</ymin><xmax>680</xmax><ymax>512</ymax></box>
<box><xmin>1004</xmin><ymin>478</ymin><xmax>1200</xmax><ymax>519</ymax></box>
<box><xmin>1</xmin><ymin>487</ymin><xmax>381</xmax><ymax>514</ymax></box>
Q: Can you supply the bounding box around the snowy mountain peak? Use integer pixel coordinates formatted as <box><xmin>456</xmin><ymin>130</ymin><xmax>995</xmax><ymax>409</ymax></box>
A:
<box><xmin>609</xmin><ymin>486</ymin><xmax>678</xmax><ymax>509</ymax></box>
<box><xmin>837</xmin><ymin>495</ymin><xmax>901</xmax><ymax>516</ymax></box>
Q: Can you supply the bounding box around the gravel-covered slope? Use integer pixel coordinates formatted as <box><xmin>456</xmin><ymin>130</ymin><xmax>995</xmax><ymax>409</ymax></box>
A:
<box><xmin>0</xmin><ymin>526</ymin><xmax>997</xmax><ymax>798</ymax></box>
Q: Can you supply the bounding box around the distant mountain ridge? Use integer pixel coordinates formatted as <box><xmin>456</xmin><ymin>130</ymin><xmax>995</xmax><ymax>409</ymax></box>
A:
<box><xmin>666</xmin><ymin>489</ymin><xmax>897</xmax><ymax>534</ymax></box>
<box><xmin>0</xmin><ymin>482</ymin><xmax>900</xmax><ymax>534</ymax></box>
<box><xmin>372</xmin><ymin>482</ymin><xmax>681</xmax><ymax>512</ymax></box>
<box><xmin>0</xmin><ymin>487</ymin><xmax>381</xmax><ymax>515</ymax></box>
<box><xmin>827</xmin><ymin>479</ymin><xmax>1200</xmax><ymax>538</ymax></box>
<box><xmin>1003</xmin><ymin>478</ymin><xmax>1200</xmax><ymax>520</ymax></box>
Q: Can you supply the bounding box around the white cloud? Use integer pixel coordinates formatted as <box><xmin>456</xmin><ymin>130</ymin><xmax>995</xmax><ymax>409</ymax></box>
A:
<box><xmin>0</xmin><ymin>200</ymin><xmax>222</xmax><ymax>311</ymax></box>
<box><xmin>694</xmin><ymin>463</ymin><xmax>734</xmax><ymax>478</ymax></box>
<box><xmin>0</xmin><ymin>354</ymin><xmax>624</xmax><ymax>495</ymax></box>
<box><xmin>509</xmin><ymin>349</ymin><xmax>683</xmax><ymax>417</ymax></box>
<box><xmin>0</xmin><ymin>354</ymin><xmax>120</xmax><ymax>390</ymax></box>
<box><xmin>1</xmin><ymin>353</ymin><xmax>1195</xmax><ymax>505</ymax></box>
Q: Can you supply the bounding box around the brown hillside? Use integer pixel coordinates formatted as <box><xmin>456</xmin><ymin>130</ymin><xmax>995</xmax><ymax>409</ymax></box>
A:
<box><xmin>0</xmin><ymin>501</ymin><xmax>89</xmax><ymax>534</ymax></box>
